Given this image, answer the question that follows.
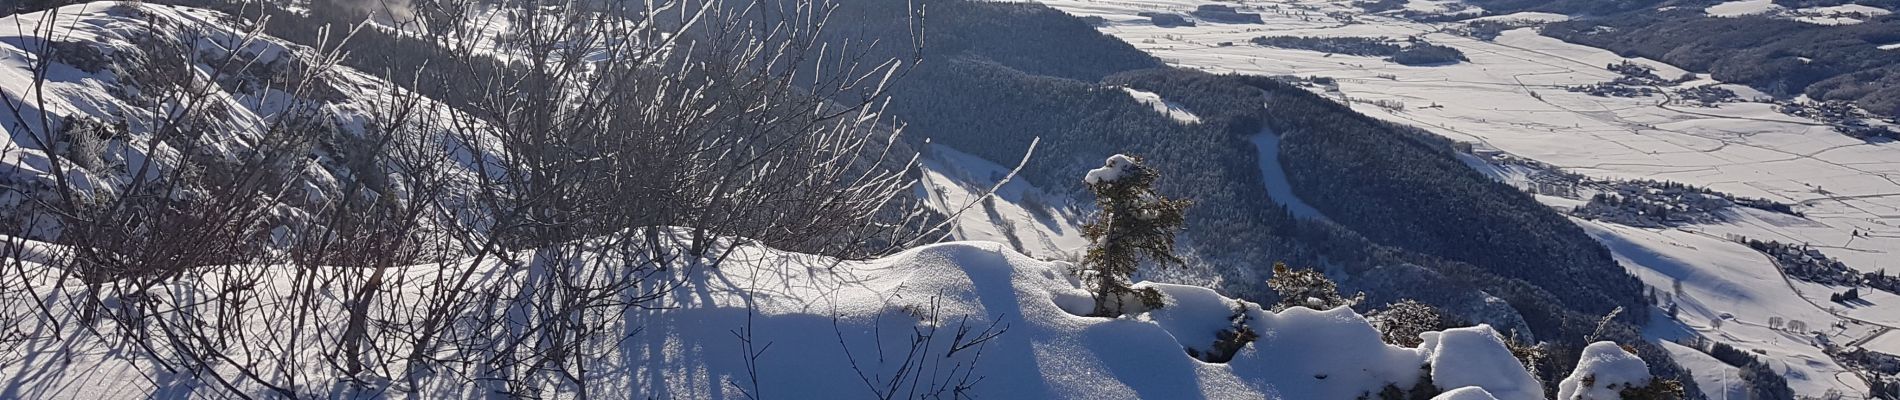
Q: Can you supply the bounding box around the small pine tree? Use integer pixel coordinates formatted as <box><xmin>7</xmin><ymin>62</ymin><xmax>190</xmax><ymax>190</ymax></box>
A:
<box><xmin>1080</xmin><ymin>154</ymin><xmax>1189</xmax><ymax>317</ymax></box>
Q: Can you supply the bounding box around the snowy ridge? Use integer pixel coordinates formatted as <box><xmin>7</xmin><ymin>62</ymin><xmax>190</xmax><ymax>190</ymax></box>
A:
<box><xmin>0</xmin><ymin>232</ymin><xmax>1554</xmax><ymax>398</ymax></box>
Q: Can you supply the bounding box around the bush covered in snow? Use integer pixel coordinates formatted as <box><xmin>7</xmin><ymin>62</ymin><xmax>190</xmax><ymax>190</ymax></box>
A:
<box><xmin>1556</xmin><ymin>342</ymin><xmax>1685</xmax><ymax>400</ymax></box>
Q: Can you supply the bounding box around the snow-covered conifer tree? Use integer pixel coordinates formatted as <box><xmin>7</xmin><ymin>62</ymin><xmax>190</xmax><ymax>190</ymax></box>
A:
<box><xmin>1080</xmin><ymin>154</ymin><xmax>1189</xmax><ymax>317</ymax></box>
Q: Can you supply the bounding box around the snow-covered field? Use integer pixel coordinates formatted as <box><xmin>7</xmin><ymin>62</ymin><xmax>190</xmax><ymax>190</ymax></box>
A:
<box><xmin>1578</xmin><ymin>218</ymin><xmax>1877</xmax><ymax>395</ymax></box>
<box><xmin>1026</xmin><ymin>0</ymin><xmax>1900</xmax><ymax>396</ymax></box>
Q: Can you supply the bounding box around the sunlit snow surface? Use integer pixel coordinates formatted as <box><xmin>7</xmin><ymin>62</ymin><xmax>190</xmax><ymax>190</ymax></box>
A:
<box><xmin>1</xmin><ymin>232</ymin><xmax>1549</xmax><ymax>398</ymax></box>
<box><xmin>1025</xmin><ymin>0</ymin><xmax>1900</xmax><ymax>396</ymax></box>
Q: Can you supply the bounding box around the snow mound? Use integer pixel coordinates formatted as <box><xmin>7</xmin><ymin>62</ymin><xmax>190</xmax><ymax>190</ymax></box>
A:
<box><xmin>1421</xmin><ymin>326</ymin><xmax>1546</xmax><ymax>400</ymax></box>
<box><xmin>1084</xmin><ymin>154</ymin><xmax>1138</xmax><ymax>184</ymax></box>
<box><xmin>1436</xmin><ymin>386</ymin><xmax>1503</xmax><ymax>400</ymax></box>
<box><xmin>2</xmin><ymin>232</ymin><xmax>1553</xmax><ymax>398</ymax></box>
<box><xmin>1231</xmin><ymin>306</ymin><xmax>1433</xmax><ymax>399</ymax></box>
<box><xmin>1557</xmin><ymin>342</ymin><xmax>1652</xmax><ymax>400</ymax></box>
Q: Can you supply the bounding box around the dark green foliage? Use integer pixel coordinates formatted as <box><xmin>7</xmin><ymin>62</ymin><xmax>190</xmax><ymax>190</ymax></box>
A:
<box><xmin>1250</xmin><ymin>36</ymin><xmax>1466</xmax><ymax>65</ymax></box>
<box><xmin>1699</xmin><ymin>339</ymin><xmax>1797</xmax><ymax>399</ymax></box>
<box><xmin>1409</xmin><ymin>365</ymin><xmax>1442</xmax><ymax>400</ymax></box>
<box><xmin>1198</xmin><ymin>303</ymin><xmax>1260</xmax><ymax>363</ymax></box>
<box><xmin>1081</xmin><ymin>155</ymin><xmax>1190</xmax><ymax>316</ymax></box>
<box><xmin>1224</xmin><ymin>73</ymin><xmax>1646</xmax><ymax>322</ymax></box>
<box><xmin>1620</xmin><ymin>377</ymin><xmax>1688</xmax><ymax>400</ymax></box>
<box><xmin>1387</xmin><ymin>44</ymin><xmax>1467</xmax><ymax>65</ymax></box>
<box><xmin>1369</xmin><ymin>299</ymin><xmax>1445</xmax><ymax>347</ymax></box>
<box><xmin>1361</xmin><ymin>365</ymin><xmax>1440</xmax><ymax>400</ymax></box>
<box><xmin>1266</xmin><ymin>262</ymin><xmax>1361</xmax><ymax>311</ymax></box>
<box><xmin>1772</xmin><ymin>0</ymin><xmax>1900</xmax><ymax>10</ymax></box>
<box><xmin>1541</xmin><ymin>12</ymin><xmax>1900</xmax><ymax>115</ymax></box>
<box><xmin>1355</xmin><ymin>0</ymin><xmax>1410</xmax><ymax>13</ymax></box>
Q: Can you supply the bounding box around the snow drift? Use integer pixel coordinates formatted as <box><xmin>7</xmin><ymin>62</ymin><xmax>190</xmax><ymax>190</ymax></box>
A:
<box><xmin>2</xmin><ymin>233</ymin><xmax>1553</xmax><ymax>398</ymax></box>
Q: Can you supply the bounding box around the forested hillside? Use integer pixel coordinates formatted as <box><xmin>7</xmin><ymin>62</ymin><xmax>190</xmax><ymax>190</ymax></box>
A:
<box><xmin>1544</xmin><ymin>11</ymin><xmax>1900</xmax><ymax>113</ymax></box>
<box><xmin>809</xmin><ymin>0</ymin><xmax>1691</xmax><ymax>392</ymax></box>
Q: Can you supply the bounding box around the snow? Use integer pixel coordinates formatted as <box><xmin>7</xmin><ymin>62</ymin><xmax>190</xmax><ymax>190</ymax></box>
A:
<box><xmin>1251</xmin><ymin>132</ymin><xmax>1328</xmax><ymax>220</ymax></box>
<box><xmin>1792</xmin><ymin>4</ymin><xmax>1891</xmax><ymax>24</ymax></box>
<box><xmin>1706</xmin><ymin>0</ymin><xmax>1784</xmax><ymax>16</ymax></box>
<box><xmin>0</xmin><ymin>2</ymin><xmax>500</xmax><ymax>239</ymax></box>
<box><xmin>1</xmin><ymin>229</ymin><xmax>1557</xmax><ymax>398</ymax></box>
<box><xmin>1803</xmin><ymin>4</ymin><xmax>1893</xmax><ymax>15</ymax></box>
<box><xmin>1706</xmin><ymin>0</ymin><xmax>1887</xmax><ymax>24</ymax></box>
<box><xmin>1085</xmin><ymin>154</ymin><xmax>1138</xmax><ymax>184</ymax></box>
<box><xmin>1436</xmin><ymin>386</ymin><xmax>1503</xmax><ymax>400</ymax></box>
<box><xmin>1863</xmin><ymin>330</ymin><xmax>1900</xmax><ymax>356</ymax></box>
<box><xmin>1557</xmin><ymin>342</ymin><xmax>1653</xmax><ymax>400</ymax></box>
<box><xmin>917</xmin><ymin>144</ymin><xmax>1089</xmax><ymax>259</ymax></box>
<box><xmin>1576</xmin><ymin>219</ymin><xmax>1873</xmax><ymax>395</ymax></box>
<box><xmin>1122</xmin><ymin>87</ymin><xmax>1202</xmax><ymax>124</ymax></box>
<box><xmin>1656</xmin><ymin>340</ymin><xmax>1748</xmax><ymax>400</ymax></box>
<box><xmin>1421</xmin><ymin>326</ymin><xmax>1546</xmax><ymax>400</ymax></box>
<box><xmin>1019</xmin><ymin>1</ymin><xmax>1900</xmax><ymax>392</ymax></box>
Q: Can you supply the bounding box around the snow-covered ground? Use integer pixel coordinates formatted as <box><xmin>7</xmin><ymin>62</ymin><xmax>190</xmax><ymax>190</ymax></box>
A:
<box><xmin>0</xmin><ymin>230</ymin><xmax>1565</xmax><ymax>398</ymax></box>
<box><xmin>0</xmin><ymin>2</ymin><xmax>500</xmax><ymax>239</ymax></box>
<box><xmin>1026</xmin><ymin>0</ymin><xmax>1900</xmax><ymax>396</ymax></box>
<box><xmin>1577</xmin><ymin>218</ymin><xmax>1875</xmax><ymax>395</ymax></box>
<box><xmin>1250</xmin><ymin>132</ymin><xmax>1328</xmax><ymax>220</ymax></box>
<box><xmin>1122</xmin><ymin>87</ymin><xmax>1204</xmax><ymax>124</ymax></box>
<box><xmin>1658</xmin><ymin>340</ymin><xmax>1749</xmax><ymax>400</ymax></box>
<box><xmin>1705</xmin><ymin>0</ymin><xmax>1783</xmax><ymax>17</ymax></box>
<box><xmin>918</xmin><ymin>144</ymin><xmax>1090</xmax><ymax>260</ymax></box>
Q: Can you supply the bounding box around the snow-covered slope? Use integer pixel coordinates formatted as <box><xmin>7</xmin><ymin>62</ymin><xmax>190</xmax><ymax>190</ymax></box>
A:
<box><xmin>0</xmin><ymin>2</ymin><xmax>493</xmax><ymax>239</ymax></box>
<box><xmin>917</xmin><ymin>144</ymin><xmax>1089</xmax><ymax>260</ymax></box>
<box><xmin>1576</xmin><ymin>218</ymin><xmax>1874</xmax><ymax>395</ymax></box>
<box><xmin>1</xmin><ymin>230</ymin><xmax>1555</xmax><ymax>398</ymax></box>
<box><xmin>1121</xmin><ymin>87</ymin><xmax>1202</xmax><ymax>124</ymax></box>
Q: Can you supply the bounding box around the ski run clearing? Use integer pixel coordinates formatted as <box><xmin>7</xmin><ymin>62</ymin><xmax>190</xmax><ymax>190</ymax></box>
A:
<box><xmin>1030</xmin><ymin>0</ymin><xmax>1900</xmax><ymax>396</ymax></box>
